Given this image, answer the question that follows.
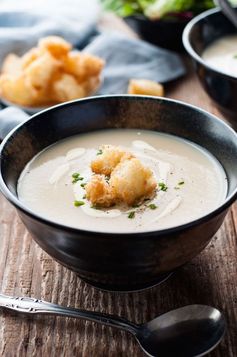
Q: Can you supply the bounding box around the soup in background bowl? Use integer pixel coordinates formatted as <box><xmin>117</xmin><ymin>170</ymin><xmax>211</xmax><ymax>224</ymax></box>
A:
<box><xmin>0</xmin><ymin>95</ymin><xmax>237</xmax><ymax>291</ymax></box>
<box><xmin>183</xmin><ymin>7</ymin><xmax>237</xmax><ymax>127</ymax></box>
<box><xmin>202</xmin><ymin>34</ymin><xmax>237</xmax><ymax>78</ymax></box>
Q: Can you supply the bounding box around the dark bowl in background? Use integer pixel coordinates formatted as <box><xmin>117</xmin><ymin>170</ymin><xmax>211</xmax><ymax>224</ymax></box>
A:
<box><xmin>183</xmin><ymin>7</ymin><xmax>237</xmax><ymax>128</ymax></box>
<box><xmin>0</xmin><ymin>95</ymin><xmax>237</xmax><ymax>292</ymax></box>
<box><xmin>124</xmin><ymin>15</ymin><xmax>190</xmax><ymax>52</ymax></box>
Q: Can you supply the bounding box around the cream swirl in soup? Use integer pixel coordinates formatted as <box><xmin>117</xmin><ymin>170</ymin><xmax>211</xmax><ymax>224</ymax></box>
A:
<box><xmin>17</xmin><ymin>130</ymin><xmax>227</xmax><ymax>233</ymax></box>
<box><xmin>202</xmin><ymin>34</ymin><xmax>237</xmax><ymax>77</ymax></box>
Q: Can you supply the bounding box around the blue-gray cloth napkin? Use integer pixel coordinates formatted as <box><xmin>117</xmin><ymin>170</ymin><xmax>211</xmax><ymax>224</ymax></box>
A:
<box><xmin>0</xmin><ymin>10</ymin><xmax>186</xmax><ymax>139</ymax></box>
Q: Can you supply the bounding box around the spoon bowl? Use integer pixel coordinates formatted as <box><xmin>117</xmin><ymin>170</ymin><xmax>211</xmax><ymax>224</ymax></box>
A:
<box><xmin>136</xmin><ymin>305</ymin><xmax>226</xmax><ymax>357</ymax></box>
<box><xmin>0</xmin><ymin>294</ymin><xmax>226</xmax><ymax>357</ymax></box>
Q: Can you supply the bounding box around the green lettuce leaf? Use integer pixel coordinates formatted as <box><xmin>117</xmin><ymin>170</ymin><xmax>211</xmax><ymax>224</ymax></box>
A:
<box><xmin>101</xmin><ymin>0</ymin><xmax>237</xmax><ymax>19</ymax></box>
<box><xmin>101</xmin><ymin>0</ymin><xmax>150</xmax><ymax>17</ymax></box>
<box><xmin>145</xmin><ymin>0</ymin><xmax>194</xmax><ymax>19</ymax></box>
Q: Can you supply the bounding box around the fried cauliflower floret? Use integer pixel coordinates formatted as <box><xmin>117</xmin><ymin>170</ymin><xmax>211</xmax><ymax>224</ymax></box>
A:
<box><xmin>64</xmin><ymin>52</ymin><xmax>105</xmax><ymax>82</ymax></box>
<box><xmin>82</xmin><ymin>75</ymin><xmax>101</xmax><ymax>94</ymax></box>
<box><xmin>86</xmin><ymin>148</ymin><xmax>157</xmax><ymax>208</ymax></box>
<box><xmin>1</xmin><ymin>54</ymin><xmax>21</xmax><ymax>75</ymax></box>
<box><xmin>52</xmin><ymin>73</ymin><xmax>86</xmax><ymax>102</ymax></box>
<box><xmin>21</xmin><ymin>47</ymin><xmax>41</xmax><ymax>69</ymax></box>
<box><xmin>128</xmin><ymin>79</ymin><xmax>164</xmax><ymax>97</ymax></box>
<box><xmin>110</xmin><ymin>158</ymin><xmax>157</xmax><ymax>206</ymax></box>
<box><xmin>0</xmin><ymin>73</ymin><xmax>38</xmax><ymax>106</ymax></box>
<box><xmin>91</xmin><ymin>145</ymin><xmax>133</xmax><ymax>176</ymax></box>
<box><xmin>38</xmin><ymin>36</ymin><xmax>72</xmax><ymax>58</ymax></box>
<box><xmin>81</xmin><ymin>53</ymin><xmax>105</xmax><ymax>77</ymax></box>
<box><xmin>85</xmin><ymin>175</ymin><xmax>115</xmax><ymax>208</ymax></box>
<box><xmin>24</xmin><ymin>52</ymin><xmax>61</xmax><ymax>91</ymax></box>
<box><xmin>64</xmin><ymin>52</ymin><xmax>86</xmax><ymax>80</ymax></box>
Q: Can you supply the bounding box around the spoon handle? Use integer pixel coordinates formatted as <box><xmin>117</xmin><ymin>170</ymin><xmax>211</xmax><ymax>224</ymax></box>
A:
<box><xmin>0</xmin><ymin>293</ymin><xmax>138</xmax><ymax>335</ymax></box>
<box><xmin>214</xmin><ymin>0</ymin><xmax>237</xmax><ymax>28</ymax></box>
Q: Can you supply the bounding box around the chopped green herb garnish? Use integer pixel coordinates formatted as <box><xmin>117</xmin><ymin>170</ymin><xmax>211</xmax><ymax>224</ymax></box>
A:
<box><xmin>158</xmin><ymin>182</ymin><xmax>168</xmax><ymax>192</ymax></box>
<box><xmin>72</xmin><ymin>172</ymin><xmax>84</xmax><ymax>184</ymax></box>
<box><xmin>96</xmin><ymin>149</ymin><xmax>103</xmax><ymax>155</ymax></box>
<box><xmin>72</xmin><ymin>172</ymin><xmax>80</xmax><ymax>178</ymax></box>
<box><xmin>72</xmin><ymin>179</ymin><xmax>77</xmax><ymax>184</ymax></box>
<box><xmin>83</xmin><ymin>194</ymin><xmax>86</xmax><ymax>199</ymax></box>
<box><xmin>72</xmin><ymin>177</ymin><xmax>84</xmax><ymax>184</ymax></box>
<box><xmin>128</xmin><ymin>211</ymin><xmax>135</xmax><ymax>219</ymax></box>
<box><xmin>174</xmin><ymin>181</ymin><xmax>184</xmax><ymax>190</ymax></box>
<box><xmin>149</xmin><ymin>204</ymin><xmax>157</xmax><ymax>210</ymax></box>
<box><xmin>74</xmin><ymin>200</ymin><xmax>85</xmax><ymax>207</ymax></box>
<box><xmin>80</xmin><ymin>183</ymin><xmax>86</xmax><ymax>188</ymax></box>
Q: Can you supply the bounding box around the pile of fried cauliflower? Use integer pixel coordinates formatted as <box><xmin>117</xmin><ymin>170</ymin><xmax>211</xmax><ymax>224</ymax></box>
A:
<box><xmin>0</xmin><ymin>36</ymin><xmax>104</xmax><ymax>107</ymax></box>
<box><xmin>85</xmin><ymin>145</ymin><xmax>157</xmax><ymax>208</ymax></box>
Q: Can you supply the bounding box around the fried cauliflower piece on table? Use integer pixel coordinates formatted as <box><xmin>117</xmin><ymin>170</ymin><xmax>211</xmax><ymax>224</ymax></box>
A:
<box><xmin>128</xmin><ymin>79</ymin><xmax>164</xmax><ymax>97</ymax></box>
<box><xmin>85</xmin><ymin>175</ymin><xmax>115</xmax><ymax>208</ymax></box>
<box><xmin>110</xmin><ymin>158</ymin><xmax>157</xmax><ymax>206</ymax></box>
<box><xmin>91</xmin><ymin>145</ymin><xmax>133</xmax><ymax>176</ymax></box>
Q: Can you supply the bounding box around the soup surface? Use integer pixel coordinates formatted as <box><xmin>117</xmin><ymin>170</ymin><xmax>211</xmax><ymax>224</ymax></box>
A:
<box><xmin>202</xmin><ymin>34</ymin><xmax>237</xmax><ymax>77</ymax></box>
<box><xmin>17</xmin><ymin>129</ymin><xmax>227</xmax><ymax>233</ymax></box>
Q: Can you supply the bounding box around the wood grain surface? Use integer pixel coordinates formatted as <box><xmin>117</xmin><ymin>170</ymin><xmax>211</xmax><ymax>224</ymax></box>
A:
<box><xmin>0</xmin><ymin>14</ymin><xmax>236</xmax><ymax>357</ymax></box>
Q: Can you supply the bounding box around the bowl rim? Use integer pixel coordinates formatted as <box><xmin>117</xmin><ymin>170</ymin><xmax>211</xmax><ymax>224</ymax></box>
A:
<box><xmin>0</xmin><ymin>94</ymin><xmax>237</xmax><ymax>237</ymax></box>
<box><xmin>182</xmin><ymin>6</ymin><xmax>237</xmax><ymax>81</ymax></box>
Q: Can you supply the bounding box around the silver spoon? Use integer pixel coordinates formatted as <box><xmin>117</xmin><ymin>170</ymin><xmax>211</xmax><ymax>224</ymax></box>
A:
<box><xmin>214</xmin><ymin>0</ymin><xmax>237</xmax><ymax>28</ymax></box>
<box><xmin>0</xmin><ymin>294</ymin><xmax>225</xmax><ymax>357</ymax></box>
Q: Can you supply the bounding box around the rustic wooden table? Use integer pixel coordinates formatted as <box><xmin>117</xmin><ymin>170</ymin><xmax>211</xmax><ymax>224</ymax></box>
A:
<box><xmin>0</xmin><ymin>14</ymin><xmax>236</xmax><ymax>357</ymax></box>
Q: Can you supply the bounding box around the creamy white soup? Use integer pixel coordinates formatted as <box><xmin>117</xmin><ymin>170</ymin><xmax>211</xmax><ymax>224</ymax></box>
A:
<box><xmin>202</xmin><ymin>34</ymin><xmax>237</xmax><ymax>77</ymax></box>
<box><xmin>17</xmin><ymin>130</ymin><xmax>227</xmax><ymax>233</ymax></box>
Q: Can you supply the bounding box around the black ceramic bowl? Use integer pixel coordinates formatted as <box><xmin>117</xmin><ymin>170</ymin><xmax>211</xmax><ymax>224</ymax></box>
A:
<box><xmin>183</xmin><ymin>7</ymin><xmax>237</xmax><ymax>127</ymax></box>
<box><xmin>125</xmin><ymin>15</ymin><xmax>190</xmax><ymax>52</ymax></box>
<box><xmin>0</xmin><ymin>95</ymin><xmax>237</xmax><ymax>291</ymax></box>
